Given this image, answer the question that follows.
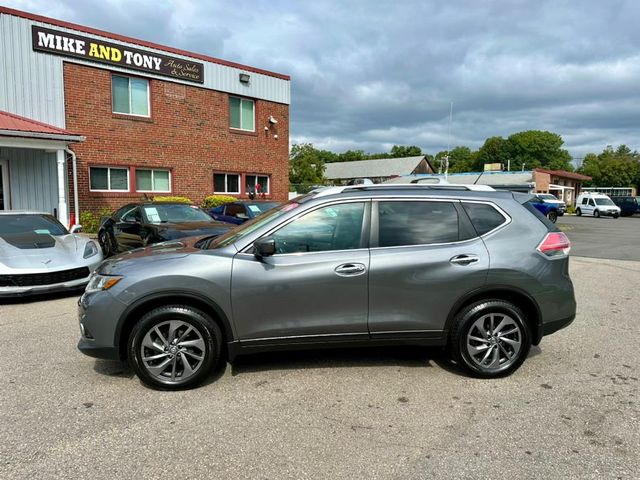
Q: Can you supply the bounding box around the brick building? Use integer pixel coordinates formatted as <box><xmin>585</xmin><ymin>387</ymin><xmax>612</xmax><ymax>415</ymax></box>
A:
<box><xmin>0</xmin><ymin>7</ymin><xmax>290</xmax><ymax>225</ymax></box>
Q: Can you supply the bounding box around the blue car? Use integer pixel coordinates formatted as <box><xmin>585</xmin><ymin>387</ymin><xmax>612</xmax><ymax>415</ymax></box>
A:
<box><xmin>209</xmin><ymin>201</ymin><xmax>281</xmax><ymax>225</ymax></box>
<box><xmin>528</xmin><ymin>194</ymin><xmax>566</xmax><ymax>223</ymax></box>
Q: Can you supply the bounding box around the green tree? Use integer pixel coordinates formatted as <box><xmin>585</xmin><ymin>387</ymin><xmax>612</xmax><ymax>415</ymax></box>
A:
<box><xmin>579</xmin><ymin>145</ymin><xmax>640</xmax><ymax>188</ymax></box>
<box><xmin>389</xmin><ymin>145</ymin><xmax>422</xmax><ymax>158</ymax></box>
<box><xmin>475</xmin><ymin>136</ymin><xmax>511</xmax><ymax>171</ymax></box>
<box><xmin>337</xmin><ymin>149</ymin><xmax>367</xmax><ymax>162</ymax></box>
<box><xmin>289</xmin><ymin>143</ymin><xmax>326</xmax><ymax>187</ymax></box>
<box><xmin>507</xmin><ymin>130</ymin><xmax>573</xmax><ymax>171</ymax></box>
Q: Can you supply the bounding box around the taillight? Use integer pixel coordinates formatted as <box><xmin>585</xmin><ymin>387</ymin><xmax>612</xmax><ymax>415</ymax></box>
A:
<box><xmin>537</xmin><ymin>232</ymin><xmax>571</xmax><ymax>257</ymax></box>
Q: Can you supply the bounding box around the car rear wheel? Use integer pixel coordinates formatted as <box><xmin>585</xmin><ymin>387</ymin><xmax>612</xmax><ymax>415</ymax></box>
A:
<box><xmin>449</xmin><ymin>300</ymin><xmax>531</xmax><ymax>378</ymax></box>
<box><xmin>128</xmin><ymin>305</ymin><xmax>222</xmax><ymax>390</ymax></box>
<box><xmin>547</xmin><ymin>210</ymin><xmax>558</xmax><ymax>223</ymax></box>
<box><xmin>576</xmin><ymin>208</ymin><xmax>582</xmax><ymax>216</ymax></box>
<box><xmin>594</xmin><ymin>210</ymin><xmax>600</xmax><ymax>218</ymax></box>
<box><xmin>98</xmin><ymin>231</ymin><xmax>114</xmax><ymax>257</ymax></box>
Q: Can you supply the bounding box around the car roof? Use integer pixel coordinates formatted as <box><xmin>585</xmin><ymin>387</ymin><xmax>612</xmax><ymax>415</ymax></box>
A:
<box><xmin>309</xmin><ymin>184</ymin><xmax>516</xmax><ymax>201</ymax></box>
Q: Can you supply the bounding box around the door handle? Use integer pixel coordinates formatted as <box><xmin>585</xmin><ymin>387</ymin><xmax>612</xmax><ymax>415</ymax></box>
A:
<box><xmin>335</xmin><ymin>263</ymin><xmax>366</xmax><ymax>276</ymax></box>
<box><xmin>450</xmin><ymin>254</ymin><xmax>480</xmax><ymax>266</ymax></box>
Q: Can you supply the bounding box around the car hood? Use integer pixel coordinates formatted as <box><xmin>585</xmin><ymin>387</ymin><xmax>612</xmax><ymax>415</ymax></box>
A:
<box><xmin>543</xmin><ymin>199</ymin><xmax>566</xmax><ymax>206</ymax></box>
<box><xmin>0</xmin><ymin>233</ymin><xmax>88</xmax><ymax>271</ymax></box>
<box><xmin>99</xmin><ymin>235</ymin><xmax>208</xmax><ymax>275</ymax></box>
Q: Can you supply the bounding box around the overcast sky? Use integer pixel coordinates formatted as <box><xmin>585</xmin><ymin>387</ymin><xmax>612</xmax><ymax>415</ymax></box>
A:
<box><xmin>8</xmin><ymin>0</ymin><xmax>640</xmax><ymax>159</ymax></box>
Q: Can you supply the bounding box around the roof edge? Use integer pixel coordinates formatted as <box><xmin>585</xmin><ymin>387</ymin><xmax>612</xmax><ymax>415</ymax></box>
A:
<box><xmin>0</xmin><ymin>6</ymin><xmax>290</xmax><ymax>81</ymax></box>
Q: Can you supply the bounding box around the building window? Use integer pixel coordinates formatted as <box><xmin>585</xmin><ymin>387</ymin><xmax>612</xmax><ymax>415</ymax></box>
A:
<box><xmin>246</xmin><ymin>174</ymin><xmax>270</xmax><ymax>194</ymax></box>
<box><xmin>214</xmin><ymin>173</ymin><xmax>240</xmax><ymax>194</ymax></box>
<box><xmin>90</xmin><ymin>167</ymin><xmax>129</xmax><ymax>191</ymax></box>
<box><xmin>229</xmin><ymin>96</ymin><xmax>255</xmax><ymax>131</ymax></box>
<box><xmin>136</xmin><ymin>169</ymin><xmax>171</xmax><ymax>192</ymax></box>
<box><xmin>112</xmin><ymin>75</ymin><xmax>150</xmax><ymax>116</ymax></box>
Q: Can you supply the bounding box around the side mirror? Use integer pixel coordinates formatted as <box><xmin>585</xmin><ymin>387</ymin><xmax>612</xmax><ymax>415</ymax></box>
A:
<box><xmin>70</xmin><ymin>224</ymin><xmax>83</xmax><ymax>234</ymax></box>
<box><xmin>253</xmin><ymin>237</ymin><xmax>276</xmax><ymax>258</ymax></box>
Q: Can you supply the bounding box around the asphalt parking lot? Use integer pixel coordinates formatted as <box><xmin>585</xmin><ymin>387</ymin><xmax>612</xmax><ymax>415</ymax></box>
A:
<box><xmin>1</xmin><ymin>254</ymin><xmax>639</xmax><ymax>480</ymax></box>
<box><xmin>557</xmin><ymin>214</ymin><xmax>640</xmax><ymax>261</ymax></box>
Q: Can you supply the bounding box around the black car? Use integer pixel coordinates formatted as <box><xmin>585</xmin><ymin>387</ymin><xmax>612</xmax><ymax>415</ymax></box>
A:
<box><xmin>209</xmin><ymin>201</ymin><xmax>281</xmax><ymax>225</ymax></box>
<box><xmin>98</xmin><ymin>202</ymin><xmax>232</xmax><ymax>256</ymax></box>
<box><xmin>610</xmin><ymin>196</ymin><xmax>639</xmax><ymax>216</ymax></box>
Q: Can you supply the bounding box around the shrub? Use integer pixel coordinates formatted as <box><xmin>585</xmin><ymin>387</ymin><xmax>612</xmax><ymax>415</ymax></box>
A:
<box><xmin>79</xmin><ymin>207</ymin><xmax>113</xmax><ymax>234</ymax></box>
<box><xmin>152</xmin><ymin>195</ymin><xmax>192</xmax><ymax>204</ymax></box>
<box><xmin>566</xmin><ymin>205</ymin><xmax>576</xmax><ymax>215</ymax></box>
<box><xmin>201</xmin><ymin>195</ymin><xmax>238</xmax><ymax>210</ymax></box>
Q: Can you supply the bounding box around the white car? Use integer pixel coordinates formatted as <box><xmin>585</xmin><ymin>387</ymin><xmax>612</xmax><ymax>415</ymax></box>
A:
<box><xmin>575</xmin><ymin>193</ymin><xmax>621</xmax><ymax>218</ymax></box>
<box><xmin>0</xmin><ymin>211</ymin><xmax>103</xmax><ymax>297</ymax></box>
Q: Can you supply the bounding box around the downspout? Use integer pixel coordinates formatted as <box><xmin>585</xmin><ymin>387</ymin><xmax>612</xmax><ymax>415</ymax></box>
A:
<box><xmin>65</xmin><ymin>147</ymin><xmax>79</xmax><ymax>227</ymax></box>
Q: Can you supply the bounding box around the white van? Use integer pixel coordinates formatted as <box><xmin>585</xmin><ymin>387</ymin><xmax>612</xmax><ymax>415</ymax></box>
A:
<box><xmin>575</xmin><ymin>192</ymin><xmax>621</xmax><ymax>218</ymax></box>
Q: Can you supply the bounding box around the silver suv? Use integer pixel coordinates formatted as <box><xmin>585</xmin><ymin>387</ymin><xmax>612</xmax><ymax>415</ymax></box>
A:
<box><xmin>78</xmin><ymin>185</ymin><xmax>576</xmax><ymax>390</ymax></box>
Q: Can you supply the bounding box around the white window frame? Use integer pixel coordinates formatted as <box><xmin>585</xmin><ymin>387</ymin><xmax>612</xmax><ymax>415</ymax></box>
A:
<box><xmin>214</xmin><ymin>172</ymin><xmax>241</xmax><ymax>194</ymax></box>
<box><xmin>89</xmin><ymin>166</ymin><xmax>130</xmax><ymax>192</ymax></box>
<box><xmin>112</xmin><ymin>75</ymin><xmax>151</xmax><ymax>118</ymax></box>
<box><xmin>135</xmin><ymin>168</ymin><xmax>171</xmax><ymax>193</ymax></box>
<box><xmin>229</xmin><ymin>96</ymin><xmax>255</xmax><ymax>132</ymax></box>
<box><xmin>245</xmin><ymin>174</ymin><xmax>270</xmax><ymax>194</ymax></box>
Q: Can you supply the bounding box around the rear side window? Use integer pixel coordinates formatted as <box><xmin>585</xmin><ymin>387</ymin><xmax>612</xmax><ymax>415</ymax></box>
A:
<box><xmin>522</xmin><ymin>202</ymin><xmax>560</xmax><ymax>232</ymax></box>
<box><xmin>378</xmin><ymin>201</ymin><xmax>460</xmax><ymax>247</ymax></box>
<box><xmin>462</xmin><ymin>202</ymin><xmax>506</xmax><ymax>235</ymax></box>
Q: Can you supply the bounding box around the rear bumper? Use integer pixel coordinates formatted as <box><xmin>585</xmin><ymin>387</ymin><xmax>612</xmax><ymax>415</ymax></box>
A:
<box><xmin>542</xmin><ymin>314</ymin><xmax>575</xmax><ymax>337</ymax></box>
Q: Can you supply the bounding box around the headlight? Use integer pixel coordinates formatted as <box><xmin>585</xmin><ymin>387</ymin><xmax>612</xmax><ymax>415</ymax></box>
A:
<box><xmin>83</xmin><ymin>241</ymin><xmax>99</xmax><ymax>258</ymax></box>
<box><xmin>85</xmin><ymin>273</ymin><xmax>122</xmax><ymax>293</ymax></box>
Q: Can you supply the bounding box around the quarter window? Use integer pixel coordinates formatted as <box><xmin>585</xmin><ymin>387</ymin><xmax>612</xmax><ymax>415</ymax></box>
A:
<box><xmin>377</xmin><ymin>201</ymin><xmax>460</xmax><ymax>247</ymax></box>
<box><xmin>89</xmin><ymin>167</ymin><xmax>129</xmax><ymax>191</ymax></box>
<box><xmin>112</xmin><ymin>75</ymin><xmax>150</xmax><ymax>116</ymax></box>
<box><xmin>246</xmin><ymin>174</ymin><xmax>269</xmax><ymax>194</ymax></box>
<box><xmin>229</xmin><ymin>96</ymin><xmax>255</xmax><ymax>131</ymax></box>
<box><xmin>214</xmin><ymin>173</ymin><xmax>240</xmax><ymax>194</ymax></box>
<box><xmin>136</xmin><ymin>169</ymin><xmax>170</xmax><ymax>192</ymax></box>
<box><xmin>462</xmin><ymin>203</ymin><xmax>506</xmax><ymax>236</ymax></box>
<box><xmin>271</xmin><ymin>202</ymin><xmax>365</xmax><ymax>254</ymax></box>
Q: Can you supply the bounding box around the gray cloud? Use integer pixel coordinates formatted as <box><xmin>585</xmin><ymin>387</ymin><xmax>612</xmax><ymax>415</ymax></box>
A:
<box><xmin>6</xmin><ymin>0</ymin><xmax>640</xmax><ymax>158</ymax></box>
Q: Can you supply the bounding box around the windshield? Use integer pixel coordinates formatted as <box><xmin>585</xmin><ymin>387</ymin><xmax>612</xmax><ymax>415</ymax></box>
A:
<box><xmin>246</xmin><ymin>202</ymin><xmax>281</xmax><ymax>215</ymax></box>
<box><xmin>209</xmin><ymin>201</ymin><xmax>302</xmax><ymax>248</ymax></box>
<box><xmin>594</xmin><ymin>198</ymin><xmax>615</xmax><ymax>206</ymax></box>
<box><xmin>0</xmin><ymin>214</ymin><xmax>68</xmax><ymax>235</ymax></box>
<box><xmin>143</xmin><ymin>204</ymin><xmax>213</xmax><ymax>224</ymax></box>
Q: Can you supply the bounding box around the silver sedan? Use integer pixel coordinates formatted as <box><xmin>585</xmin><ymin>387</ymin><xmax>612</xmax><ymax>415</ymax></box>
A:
<box><xmin>0</xmin><ymin>211</ymin><xmax>103</xmax><ymax>297</ymax></box>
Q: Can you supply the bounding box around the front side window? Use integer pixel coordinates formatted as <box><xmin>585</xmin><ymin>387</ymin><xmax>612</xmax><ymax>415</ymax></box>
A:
<box><xmin>112</xmin><ymin>75</ymin><xmax>150</xmax><ymax>116</ymax></box>
<box><xmin>271</xmin><ymin>202</ymin><xmax>365</xmax><ymax>254</ymax></box>
<box><xmin>90</xmin><ymin>167</ymin><xmax>129</xmax><ymax>191</ymax></box>
<box><xmin>214</xmin><ymin>173</ymin><xmax>240</xmax><ymax>194</ymax></box>
<box><xmin>377</xmin><ymin>201</ymin><xmax>460</xmax><ymax>247</ymax></box>
<box><xmin>229</xmin><ymin>96</ymin><xmax>255</xmax><ymax>131</ymax></box>
<box><xmin>136</xmin><ymin>169</ymin><xmax>170</xmax><ymax>192</ymax></box>
<box><xmin>246</xmin><ymin>174</ymin><xmax>269</xmax><ymax>194</ymax></box>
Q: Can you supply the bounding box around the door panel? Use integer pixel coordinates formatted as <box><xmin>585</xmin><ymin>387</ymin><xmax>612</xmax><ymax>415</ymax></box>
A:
<box><xmin>231</xmin><ymin>250</ymin><xmax>370</xmax><ymax>341</ymax></box>
<box><xmin>368</xmin><ymin>240</ymin><xmax>489</xmax><ymax>334</ymax></box>
<box><xmin>231</xmin><ymin>200</ymin><xmax>370</xmax><ymax>342</ymax></box>
<box><xmin>114</xmin><ymin>207</ymin><xmax>143</xmax><ymax>251</ymax></box>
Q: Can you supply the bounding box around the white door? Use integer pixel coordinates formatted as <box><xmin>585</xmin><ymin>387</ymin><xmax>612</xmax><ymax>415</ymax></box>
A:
<box><xmin>0</xmin><ymin>159</ymin><xmax>9</xmax><ymax>210</ymax></box>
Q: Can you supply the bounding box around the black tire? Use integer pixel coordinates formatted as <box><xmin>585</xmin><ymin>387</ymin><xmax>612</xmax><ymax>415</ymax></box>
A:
<box><xmin>594</xmin><ymin>210</ymin><xmax>600</xmax><ymax>218</ymax></box>
<box><xmin>613</xmin><ymin>213</ymin><xmax>619</xmax><ymax>219</ymax></box>
<box><xmin>576</xmin><ymin>208</ymin><xmax>582</xmax><ymax>216</ymax></box>
<box><xmin>449</xmin><ymin>299</ymin><xmax>532</xmax><ymax>378</ymax></box>
<box><xmin>98</xmin><ymin>230</ymin><xmax>114</xmax><ymax>257</ymax></box>
<box><xmin>128</xmin><ymin>305</ymin><xmax>223</xmax><ymax>390</ymax></box>
<box><xmin>547</xmin><ymin>210</ymin><xmax>558</xmax><ymax>223</ymax></box>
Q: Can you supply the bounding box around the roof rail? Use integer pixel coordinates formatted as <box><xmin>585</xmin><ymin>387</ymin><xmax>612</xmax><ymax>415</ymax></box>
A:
<box><xmin>313</xmin><ymin>183</ymin><xmax>495</xmax><ymax>198</ymax></box>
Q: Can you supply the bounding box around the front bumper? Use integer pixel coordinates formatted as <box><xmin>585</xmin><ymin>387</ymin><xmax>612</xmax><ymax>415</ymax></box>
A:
<box><xmin>77</xmin><ymin>289</ymin><xmax>128</xmax><ymax>361</ymax></box>
<box><xmin>0</xmin><ymin>276</ymin><xmax>89</xmax><ymax>297</ymax></box>
<box><xmin>600</xmin><ymin>210</ymin><xmax>620</xmax><ymax>217</ymax></box>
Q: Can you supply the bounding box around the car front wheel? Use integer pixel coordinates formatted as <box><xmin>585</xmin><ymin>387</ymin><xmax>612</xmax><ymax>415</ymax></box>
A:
<box><xmin>576</xmin><ymin>208</ymin><xmax>581</xmax><ymax>216</ymax></box>
<box><xmin>594</xmin><ymin>210</ymin><xmax>600</xmax><ymax>218</ymax></box>
<box><xmin>547</xmin><ymin>210</ymin><xmax>558</xmax><ymax>223</ymax></box>
<box><xmin>128</xmin><ymin>305</ymin><xmax>223</xmax><ymax>390</ymax></box>
<box><xmin>449</xmin><ymin>300</ymin><xmax>532</xmax><ymax>378</ymax></box>
<box><xmin>98</xmin><ymin>230</ymin><xmax>114</xmax><ymax>257</ymax></box>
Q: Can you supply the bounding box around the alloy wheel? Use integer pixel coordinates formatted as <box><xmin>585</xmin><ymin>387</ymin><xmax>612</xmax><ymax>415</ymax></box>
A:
<box><xmin>139</xmin><ymin>320</ymin><xmax>206</xmax><ymax>383</ymax></box>
<box><xmin>466</xmin><ymin>313</ymin><xmax>522</xmax><ymax>372</ymax></box>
